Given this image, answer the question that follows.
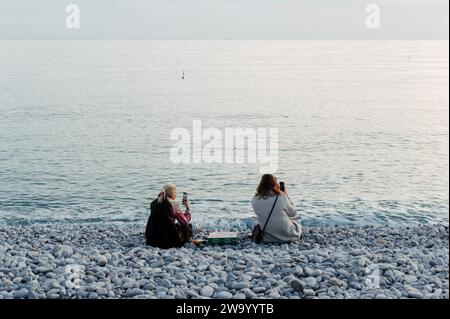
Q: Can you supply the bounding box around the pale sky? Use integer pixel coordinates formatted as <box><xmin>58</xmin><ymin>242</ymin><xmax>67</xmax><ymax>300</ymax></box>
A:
<box><xmin>0</xmin><ymin>0</ymin><xmax>448</xmax><ymax>40</ymax></box>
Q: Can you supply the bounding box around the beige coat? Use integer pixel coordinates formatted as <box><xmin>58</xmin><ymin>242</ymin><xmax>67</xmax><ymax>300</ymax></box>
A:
<box><xmin>251</xmin><ymin>194</ymin><xmax>301</xmax><ymax>243</ymax></box>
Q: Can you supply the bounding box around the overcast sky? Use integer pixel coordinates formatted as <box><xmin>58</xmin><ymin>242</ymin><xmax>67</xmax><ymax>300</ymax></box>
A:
<box><xmin>0</xmin><ymin>0</ymin><xmax>448</xmax><ymax>40</ymax></box>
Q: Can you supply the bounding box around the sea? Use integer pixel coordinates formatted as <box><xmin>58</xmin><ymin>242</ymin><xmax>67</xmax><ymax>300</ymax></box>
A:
<box><xmin>0</xmin><ymin>40</ymin><xmax>448</xmax><ymax>227</ymax></box>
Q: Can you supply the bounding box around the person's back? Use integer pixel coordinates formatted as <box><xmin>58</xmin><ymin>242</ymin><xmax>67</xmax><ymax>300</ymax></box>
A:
<box><xmin>146</xmin><ymin>198</ymin><xmax>182</xmax><ymax>248</ymax></box>
<box><xmin>145</xmin><ymin>183</ymin><xmax>193</xmax><ymax>249</ymax></box>
<box><xmin>251</xmin><ymin>194</ymin><xmax>301</xmax><ymax>243</ymax></box>
<box><xmin>251</xmin><ymin>174</ymin><xmax>301</xmax><ymax>243</ymax></box>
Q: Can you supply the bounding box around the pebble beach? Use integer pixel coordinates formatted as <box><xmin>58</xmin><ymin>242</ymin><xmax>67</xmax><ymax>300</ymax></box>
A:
<box><xmin>0</xmin><ymin>223</ymin><xmax>448</xmax><ymax>299</ymax></box>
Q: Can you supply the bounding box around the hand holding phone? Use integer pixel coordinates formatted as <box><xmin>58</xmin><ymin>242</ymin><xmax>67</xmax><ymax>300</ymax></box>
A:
<box><xmin>182</xmin><ymin>192</ymin><xmax>189</xmax><ymax>209</ymax></box>
<box><xmin>279</xmin><ymin>181</ymin><xmax>285</xmax><ymax>192</ymax></box>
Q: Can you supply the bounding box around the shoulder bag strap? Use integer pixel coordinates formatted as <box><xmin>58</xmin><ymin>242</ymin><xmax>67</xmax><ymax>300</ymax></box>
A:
<box><xmin>262</xmin><ymin>195</ymin><xmax>279</xmax><ymax>233</ymax></box>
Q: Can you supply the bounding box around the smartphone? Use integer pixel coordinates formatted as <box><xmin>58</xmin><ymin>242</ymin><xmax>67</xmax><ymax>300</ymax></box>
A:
<box><xmin>182</xmin><ymin>192</ymin><xmax>188</xmax><ymax>202</ymax></box>
<box><xmin>279</xmin><ymin>182</ymin><xmax>285</xmax><ymax>192</ymax></box>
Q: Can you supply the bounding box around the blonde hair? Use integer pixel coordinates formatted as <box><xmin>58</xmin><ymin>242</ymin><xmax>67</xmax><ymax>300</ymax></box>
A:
<box><xmin>157</xmin><ymin>183</ymin><xmax>177</xmax><ymax>203</ymax></box>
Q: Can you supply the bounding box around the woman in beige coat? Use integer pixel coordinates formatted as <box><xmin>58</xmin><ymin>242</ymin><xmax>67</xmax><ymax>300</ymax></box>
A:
<box><xmin>251</xmin><ymin>174</ymin><xmax>302</xmax><ymax>243</ymax></box>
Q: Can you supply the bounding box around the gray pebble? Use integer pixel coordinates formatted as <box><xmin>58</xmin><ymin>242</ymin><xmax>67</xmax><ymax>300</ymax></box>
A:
<box><xmin>290</xmin><ymin>279</ymin><xmax>304</xmax><ymax>292</ymax></box>
<box><xmin>214</xmin><ymin>291</ymin><xmax>233</xmax><ymax>299</ymax></box>
<box><xmin>329</xmin><ymin>277</ymin><xmax>344</xmax><ymax>287</ymax></box>
<box><xmin>407</xmin><ymin>288</ymin><xmax>424</xmax><ymax>299</ymax></box>
<box><xmin>200</xmin><ymin>286</ymin><xmax>214</xmax><ymax>297</ymax></box>
<box><xmin>14</xmin><ymin>288</ymin><xmax>29</xmax><ymax>299</ymax></box>
<box><xmin>232</xmin><ymin>282</ymin><xmax>250</xmax><ymax>290</ymax></box>
<box><xmin>126</xmin><ymin>288</ymin><xmax>145</xmax><ymax>297</ymax></box>
<box><xmin>303</xmin><ymin>289</ymin><xmax>315</xmax><ymax>296</ymax></box>
<box><xmin>96</xmin><ymin>255</ymin><xmax>107</xmax><ymax>267</ymax></box>
<box><xmin>304</xmin><ymin>277</ymin><xmax>318</xmax><ymax>289</ymax></box>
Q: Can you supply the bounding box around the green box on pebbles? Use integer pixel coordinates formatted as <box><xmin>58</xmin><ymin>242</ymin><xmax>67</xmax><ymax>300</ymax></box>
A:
<box><xmin>207</xmin><ymin>231</ymin><xmax>239</xmax><ymax>245</ymax></box>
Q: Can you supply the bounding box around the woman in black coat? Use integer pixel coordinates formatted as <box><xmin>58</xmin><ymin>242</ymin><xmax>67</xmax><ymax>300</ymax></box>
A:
<box><xmin>145</xmin><ymin>184</ymin><xmax>192</xmax><ymax>249</ymax></box>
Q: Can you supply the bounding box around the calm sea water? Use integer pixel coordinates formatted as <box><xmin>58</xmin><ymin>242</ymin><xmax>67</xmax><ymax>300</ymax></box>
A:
<box><xmin>0</xmin><ymin>41</ymin><xmax>448</xmax><ymax>227</ymax></box>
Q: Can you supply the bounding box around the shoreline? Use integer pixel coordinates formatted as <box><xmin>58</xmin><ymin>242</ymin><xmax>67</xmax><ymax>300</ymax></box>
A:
<box><xmin>0</xmin><ymin>223</ymin><xmax>448</xmax><ymax>299</ymax></box>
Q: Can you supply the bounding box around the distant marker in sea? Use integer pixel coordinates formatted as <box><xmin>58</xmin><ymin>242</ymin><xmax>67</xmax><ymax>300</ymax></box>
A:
<box><xmin>182</xmin><ymin>70</ymin><xmax>185</xmax><ymax>79</ymax></box>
